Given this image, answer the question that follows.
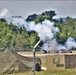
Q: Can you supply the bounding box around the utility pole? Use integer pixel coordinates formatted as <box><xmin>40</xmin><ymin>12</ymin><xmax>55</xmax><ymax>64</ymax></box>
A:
<box><xmin>33</xmin><ymin>40</ymin><xmax>41</xmax><ymax>75</ymax></box>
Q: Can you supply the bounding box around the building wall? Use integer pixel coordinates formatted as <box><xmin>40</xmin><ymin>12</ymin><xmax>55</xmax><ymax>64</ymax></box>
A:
<box><xmin>46</xmin><ymin>54</ymin><xmax>76</xmax><ymax>70</ymax></box>
<box><xmin>46</xmin><ymin>54</ymin><xmax>65</xmax><ymax>70</ymax></box>
<box><xmin>72</xmin><ymin>50</ymin><xmax>76</xmax><ymax>53</ymax></box>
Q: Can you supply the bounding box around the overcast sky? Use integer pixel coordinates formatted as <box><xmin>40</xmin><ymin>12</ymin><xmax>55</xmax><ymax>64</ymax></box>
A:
<box><xmin>0</xmin><ymin>0</ymin><xmax>76</xmax><ymax>18</ymax></box>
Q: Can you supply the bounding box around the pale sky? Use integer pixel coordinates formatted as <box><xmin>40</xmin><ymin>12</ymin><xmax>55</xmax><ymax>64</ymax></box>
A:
<box><xmin>0</xmin><ymin>0</ymin><xmax>76</xmax><ymax>18</ymax></box>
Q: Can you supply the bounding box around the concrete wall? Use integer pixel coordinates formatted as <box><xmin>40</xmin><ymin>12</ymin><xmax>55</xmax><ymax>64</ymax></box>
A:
<box><xmin>46</xmin><ymin>54</ymin><xmax>65</xmax><ymax>70</ymax></box>
<box><xmin>46</xmin><ymin>53</ymin><xmax>76</xmax><ymax>70</ymax></box>
<box><xmin>72</xmin><ymin>50</ymin><xmax>76</xmax><ymax>53</ymax></box>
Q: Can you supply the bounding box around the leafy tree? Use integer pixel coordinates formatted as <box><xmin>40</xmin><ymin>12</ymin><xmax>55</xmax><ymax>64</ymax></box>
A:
<box><xmin>41</xmin><ymin>10</ymin><xmax>56</xmax><ymax>20</ymax></box>
<box><xmin>34</xmin><ymin>15</ymin><xmax>50</xmax><ymax>23</ymax></box>
<box><xmin>26</xmin><ymin>14</ymin><xmax>38</xmax><ymax>21</ymax></box>
<box><xmin>26</xmin><ymin>10</ymin><xmax>56</xmax><ymax>23</ymax></box>
<box><xmin>29</xmin><ymin>32</ymin><xmax>39</xmax><ymax>48</ymax></box>
<box><xmin>55</xmin><ymin>16</ymin><xmax>76</xmax><ymax>44</ymax></box>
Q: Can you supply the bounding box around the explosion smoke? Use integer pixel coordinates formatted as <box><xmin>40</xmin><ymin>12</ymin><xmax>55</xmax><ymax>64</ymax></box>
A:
<box><xmin>58</xmin><ymin>37</ymin><xmax>76</xmax><ymax>51</ymax></box>
<box><xmin>42</xmin><ymin>39</ymin><xmax>59</xmax><ymax>52</ymax></box>
<box><xmin>2</xmin><ymin>8</ymin><xmax>76</xmax><ymax>52</ymax></box>
<box><xmin>6</xmin><ymin>17</ymin><xmax>59</xmax><ymax>51</ymax></box>
<box><xmin>6</xmin><ymin>16</ymin><xmax>59</xmax><ymax>42</ymax></box>
<box><xmin>28</xmin><ymin>19</ymin><xmax>59</xmax><ymax>41</ymax></box>
<box><xmin>65</xmin><ymin>37</ymin><xmax>76</xmax><ymax>50</ymax></box>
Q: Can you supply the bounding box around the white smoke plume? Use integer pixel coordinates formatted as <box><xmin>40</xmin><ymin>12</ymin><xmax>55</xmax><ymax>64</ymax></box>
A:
<box><xmin>6</xmin><ymin>17</ymin><xmax>59</xmax><ymax>51</ymax></box>
<box><xmin>0</xmin><ymin>8</ymin><xmax>8</xmax><ymax>18</ymax></box>
<box><xmin>42</xmin><ymin>39</ymin><xmax>59</xmax><ymax>52</ymax></box>
<box><xmin>58</xmin><ymin>37</ymin><xmax>76</xmax><ymax>51</ymax></box>
<box><xmin>6</xmin><ymin>17</ymin><xmax>59</xmax><ymax>41</ymax></box>
<box><xmin>4</xmin><ymin>8</ymin><xmax>76</xmax><ymax>52</ymax></box>
<box><xmin>0</xmin><ymin>8</ymin><xmax>12</xmax><ymax>19</ymax></box>
<box><xmin>6</xmin><ymin>17</ymin><xmax>28</xmax><ymax>29</ymax></box>
<box><xmin>58</xmin><ymin>44</ymin><xmax>67</xmax><ymax>51</ymax></box>
<box><xmin>42</xmin><ymin>37</ymin><xmax>76</xmax><ymax>52</ymax></box>
<box><xmin>65</xmin><ymin>37</ymin><xmax>76</xmax><ymax>50</ymax></box>
<box><xmin>28</xmin><ymin>19</ymin><xmax>59</xmax><ymax>41</ymax></box>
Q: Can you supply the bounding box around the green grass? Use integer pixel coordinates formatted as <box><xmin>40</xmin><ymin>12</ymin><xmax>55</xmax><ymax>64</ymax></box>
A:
<box><xmin>3</xmin><ymin>68</ymin><xmax>76</xmax><ymax>75</ymax></box>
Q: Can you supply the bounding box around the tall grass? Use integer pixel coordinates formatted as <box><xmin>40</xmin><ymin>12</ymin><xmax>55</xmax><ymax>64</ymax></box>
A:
<box><xmin>3</xmin><ymin>68</ymin><xmax>76</xmax><ymax>75</ymax></box>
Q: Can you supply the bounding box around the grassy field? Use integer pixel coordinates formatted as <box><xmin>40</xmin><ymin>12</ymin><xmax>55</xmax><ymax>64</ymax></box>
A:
<box><xmin>3</xmin><ymin>68</ymin><xmax>76</xmax><ymax>75</ymax></box>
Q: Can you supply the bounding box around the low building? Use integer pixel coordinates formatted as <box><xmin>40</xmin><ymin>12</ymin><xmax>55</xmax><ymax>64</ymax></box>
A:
<box><xmin>46</xmin><ymin>53</ymin><xmax>76</xmax><ymax>70</ymax></box>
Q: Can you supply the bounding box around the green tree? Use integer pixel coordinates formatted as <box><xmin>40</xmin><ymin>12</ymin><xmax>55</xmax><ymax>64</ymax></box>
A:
<box><xmin>26</xmin><ymin>14</ymin><xmax>38</xmax><ymax>21</ymax></box>
<box><xmin>41</xmin><ymin>10</ymin><xmax>56</xmax><ymax>20</ymax></box>
<box><xmin>55</xmin><ymin>16</ymin><xmax>76</xmax><ymax>44</ymax></box>
<box><xmin>34</xmin><ymin>15</ymin><xmax>50</xmax><ymax>23</ymax></box>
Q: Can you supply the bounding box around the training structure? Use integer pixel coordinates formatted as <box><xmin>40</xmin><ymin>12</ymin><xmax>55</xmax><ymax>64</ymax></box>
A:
<box><xmin>0</xmin><ymin>49</ymin><xmax>41</xmax><ymax>74</ymax></box>
<box><xmin>46</xmin><ymin>53</ymin><xmax>76</xmax><ymax>70</ymax></box>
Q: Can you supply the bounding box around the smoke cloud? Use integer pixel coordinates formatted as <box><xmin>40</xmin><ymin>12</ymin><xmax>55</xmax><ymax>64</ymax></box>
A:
<box><xmin>65</xmin><ymin>37</ymin><xmax>76</xmax><ymax>50</ymax></box>
<box><xmin>42</xmin><ymin>39</ymin><xmax>59</xmax><ymax>52</ymax></box>
<box><xmin>0</xmin><ymin>8</ymin><xmax>8</xmax><ymax>18</ymax></box>
<box><xmin>2</xmin><ymin>8</ymin><xmax>76</xmax><ymax>52</ymax></box>
<box><xmin>58</xmin><ymin>37</ymin><xmax>76</xmax><ymax>52</ymax></box>
<box><xmin>6</xmin><ymin>16</ymin><xmax>29</xmax><ymax>29</ymax></box>
<box><xmin>6</xmin><ymin>17</ymin><xmax>59</xmax><ymax>41</ymax></box>
<box><xmin>6</xmin><ymin>16</ymin><xmax>76</xmax><ymax>51</ymax></box>
<box><xmin>6</xmin><ymin>17</ymin><xmax>60</xmax><ymax>51</ymax></box>
<box><xmin>28</xmin><ymin>20</ymin><xmax>59</xmax><ymax>41</ymax></box>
